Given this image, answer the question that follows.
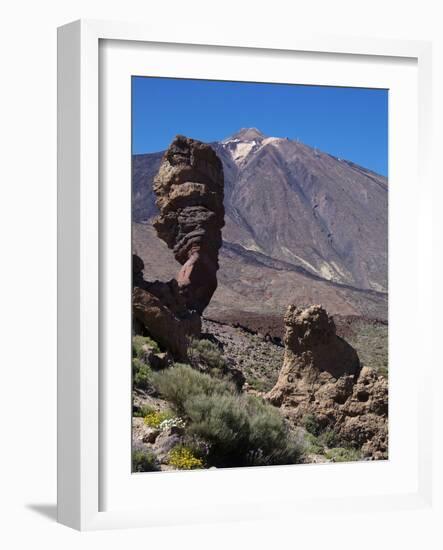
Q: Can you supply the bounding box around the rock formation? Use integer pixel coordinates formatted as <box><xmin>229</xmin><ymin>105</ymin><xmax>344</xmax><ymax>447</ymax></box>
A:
<box><xmin>132</xmin><ymin>136</ymin><xmax>225</xmax><ymax>359</ymax></box>
<box><xmin>266</xmin><ymin>305</ymin><xmax>388</xmax><ymax>459</ymax></box>
<box><xmin>152</xmin><ymin>135</ymin><xmax>225</xmax><ymax>314</ymax></box>
<box><xmin>132</xmin><ymin>254</ymin><xmax>201</xmax><ymax>360</ymax></box>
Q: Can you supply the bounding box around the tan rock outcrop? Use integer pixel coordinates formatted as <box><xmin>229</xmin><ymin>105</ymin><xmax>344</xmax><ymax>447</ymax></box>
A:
<box><xmin>266</xmin><ymin>304</ymin><xmax>388</xmax><ymax>459</ymax></box>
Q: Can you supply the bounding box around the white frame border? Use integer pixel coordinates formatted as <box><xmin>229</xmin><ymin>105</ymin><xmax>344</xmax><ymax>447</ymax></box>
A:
<box><xmin>57</xmin><ymin>19</ymin><xmax>433</xmax><ymax>531</ymax></box>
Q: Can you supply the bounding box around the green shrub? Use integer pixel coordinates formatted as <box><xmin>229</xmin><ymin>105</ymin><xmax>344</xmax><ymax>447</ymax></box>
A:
<box><xmin>168</xmin><ymin>445</ymin><xmax>204</xmax><ymax>470</ymax></box>
<box><xmin>324</xmin><ymin>447</ymin><xmax>362</xmax><ymax>463</ymax></box>
<box><xmin>303</xmin><ymin>429</ymin><xmax>339</xmax><ymax>456</ymax></box>
<box><xmin>188</xmin><ymin>338</ymin><xmax>226</xmax><ymax>372</ymax></box>
<box><xmin>247</xmin><ymin>377</ymin><xmax>269</xmax><ymax>393</ymax></box>
<box><xmin>132</xmin><ymin>446</ymin><xmax>159</xmax><ymax>472</ymax></box>
<box><xmin>318</xmin><ymin>429</ymin><xmax>339</xmax><ymax>448</ymax></box>
<box><xmin>304</xmin><ymin>432</ymin><xmax>325</xmax><ymax>455</ymax></box>
<box><xmin>152</xmin><ymin>364</ymin><xmax>302</xmax><ymax>468</ymax></box>
<box><xmin>132</xmin><ymin>335</ymin><xmax>160</xmax><ymax>359</ymax></box>
<box><xmin>186</xmin><ymin>393</ymin><xmax>301</xmax><ymax>467</ymax></box>
<box><xmin>132</xmin><ymin>358</ymin><xmax>152</xmax><ymax>391</ymax></box>
<box><xmin>133</xmin><ymin>403</ymin><xmax>154</xmax><ymax>418</ymax></box>
<box><xmin>303</xmin><ymin>414</ymin><xmax>322</xmax><ymax>436</ymax></box>
<box><xmin>188</xmin><ymin>338</ymin><xmax>246</xmax><ymax>391</ymax></box>
<box><xmin>152</xmin><ymin>363</ymin><xmax>235</xmax><ymax>414</ymax></box>
<box><xmin>245</xmin><ymin>395</ymin><xmax>302</xmax><ymax>466</ymax></box>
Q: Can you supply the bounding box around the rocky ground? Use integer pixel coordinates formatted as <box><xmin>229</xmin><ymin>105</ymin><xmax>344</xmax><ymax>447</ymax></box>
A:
<box><xmin>202</xmin><ymin>314</ymin><xmax>388</xmax><ymax>388</ymax></box>
<box><xmin>132</xmin><ymin>312</ymin><xmax>388</xmax><ymax>470</ymax></box>
<box><xmin>201</xmin><ymin>317</ymin><xmax>284</xmax><ymax>392</ymax></box>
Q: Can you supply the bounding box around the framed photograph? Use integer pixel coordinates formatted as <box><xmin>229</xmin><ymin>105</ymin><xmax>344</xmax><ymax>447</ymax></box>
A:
<box><xmin>57</xmin><ymin>19</ymin><xmax>433</xmax><ymax>530</ymax></box>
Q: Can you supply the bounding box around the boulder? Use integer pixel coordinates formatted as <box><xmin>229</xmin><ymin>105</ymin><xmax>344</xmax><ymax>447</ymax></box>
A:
<box><xmin>132</xmin><ymin>286</ymin><xmax>201</xmax><ymax>361</ymax></box>
<box><xmin>132</xmin><ymin>417</ymin><xmax>160</xmax><ymax>445</ymax></box>
<box><xmin>152</xmin><ymin>429</ymin><xmax>184</xmax><ymax>463</ymax></box>
<box><xmin>138</xmin><ymin>341</ymin><xmax>173</xmax><ymax>370</ymax></box>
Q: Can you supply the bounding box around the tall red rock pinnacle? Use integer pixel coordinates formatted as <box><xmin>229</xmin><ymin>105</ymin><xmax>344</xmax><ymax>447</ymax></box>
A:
<box><xmin>152</xmin><ymin>135</ymin><xmax>225</xmax><ymax>314</ymax></box>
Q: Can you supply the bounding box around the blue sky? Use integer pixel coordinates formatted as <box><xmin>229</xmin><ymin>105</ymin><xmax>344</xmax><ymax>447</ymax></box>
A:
<box><xmin>132</xmin><ymin>77</ymin><xmax>388</xmax><ymax>176</ymax></box>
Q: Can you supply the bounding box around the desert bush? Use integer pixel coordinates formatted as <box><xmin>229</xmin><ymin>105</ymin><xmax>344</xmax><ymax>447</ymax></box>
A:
<box><xmin>303</xmin><ymin>429</ymin><xmax>339</xmax><ymax>456</ymax></box>
<box><xmin>133</xmin><ymin>403</ymin><xmax>154</xmax><ymax>418</ymax></box>
<box><xmin>132</xmin><ymin>357</ymin><xmax>152</xmax><ymax>391</ymax></box>
<box><xmin>153</xmin><ymin>364</ymin><xmax>302</xmax><ymax>467</ymax></box>
<box><xmin>303</xmin><ymin>414</ymin><xmax>322</xmax><ymax>436</ymax></box>
<box><xmin>188</xmin><ymin>338</ymin><xmax>226</xmax><ymax>372</ymax></box>
<box><xmin>245</xmin><ymin>395</ymin><xmax>303</xmax><ymax>466</ymax></box>
<box><xmin>304</xmin><ymin>432</ymin><xmax>324</xmax><ymax>455</ymax></box>
<box><xmin>318</xmin><ymin>429</ymin><xmax>339</xmax><ymax>448</ymax></box>
<box><xmin>132</xmin><ymin>445</ymin><xmax>160</xmax><ymax>472</ymax></box>
<box><xmin>152</xmin><ymin>363</ymin><xmax>235</xmax><ymax>414</ymax></box>
<box><xmin>188</xmin><ymin>339</ymin><xmax>246</xmax><ymax>391</ymax></box>
<box><xmin>247</xmin><ymin>376</ymin><xmax>270</xmax><ymax>393</ymax></box>
<box><xmin>132</xmin><ymin>335</ymin><xmax>157</xmax><ymax>391</ymax></box>
<box><xmin>132</xmin><ymin>334</ymin><xmax>160</xmax><ymax>359</ymax></box>
<box><xmin>181</xmin><ymin>434</ymin><xmax>211</xmax><ymax>461</ymax></box>
<box><xmin>168</xmin><ymin>445</ymin><xmax>204</xmax><ymax>470</ymax></box>
<box><xmin>324</xmin><ymin>447</ymin><xmax>361</xmax><ymax>463</ymax></box>
<box><xmin>186</xmin><ymin>393</ymin><xmax>302</xmax><ymax>467</ymax></box>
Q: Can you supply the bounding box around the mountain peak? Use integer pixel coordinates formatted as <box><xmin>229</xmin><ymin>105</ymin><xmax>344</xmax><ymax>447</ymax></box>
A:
<box><xmin>226</xmin><ymin>128</ymin><xmax>266</xmax><ymax>142</ymax></box>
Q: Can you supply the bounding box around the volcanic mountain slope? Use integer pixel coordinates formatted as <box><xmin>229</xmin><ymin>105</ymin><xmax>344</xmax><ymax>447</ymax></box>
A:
<box><xmin>132</xmin><ymin>128</ymin><xmax>388</xmax><ymax>321</ymax></box>
<box><xmin>132</xmin><ymin>150</ymin><xmax>164</xmax><ymax>222</ymax></box>
<box><xmin>133</xmin><ymin>223</ymin><xmax>387</xmax><ymax>323</ymax></box>
<box><xmin>133</xmin><ymin>128</ymin><xmax>388</xmax><ymax>294</ymax></box>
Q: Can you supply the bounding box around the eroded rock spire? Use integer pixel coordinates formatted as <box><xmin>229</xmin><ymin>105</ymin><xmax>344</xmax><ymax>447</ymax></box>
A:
<box><xmin>152</xmin><ymin>135</ymin><xmax>225</xmax><ymax>314</ymax></box>
<box><xmin>132</xmin><ymin>136</ymin><xmax>225</xmax><ymax>360</ymax></box>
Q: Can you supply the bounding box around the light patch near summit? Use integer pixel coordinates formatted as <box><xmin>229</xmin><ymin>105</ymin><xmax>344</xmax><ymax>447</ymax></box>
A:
<box><xmin>230</xmin><ymin>141</ymin><xmax>256</xmax><ymax>163</ymax></box>
<box><xmin>226</xmin><ymin>135</ymin><xmax>285</xmax><ymax>164</ymax></box>
<box><xmin>262</xmin><ymin>136</ymin><xmax>284</xmax><ymax>146</ymax></box>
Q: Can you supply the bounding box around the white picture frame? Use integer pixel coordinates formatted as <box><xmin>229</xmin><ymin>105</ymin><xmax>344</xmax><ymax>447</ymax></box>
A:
<box><xmin>57</xmin><ymin>19</ymin><xmax>434</xmax><ymax>531</ymax></box>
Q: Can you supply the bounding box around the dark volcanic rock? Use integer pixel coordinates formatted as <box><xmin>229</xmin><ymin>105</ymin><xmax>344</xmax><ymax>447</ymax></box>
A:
<box><xmin>152</xmin><ymin>135</ymin><xmax>225</xmax><ymax>314</ymax></box>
